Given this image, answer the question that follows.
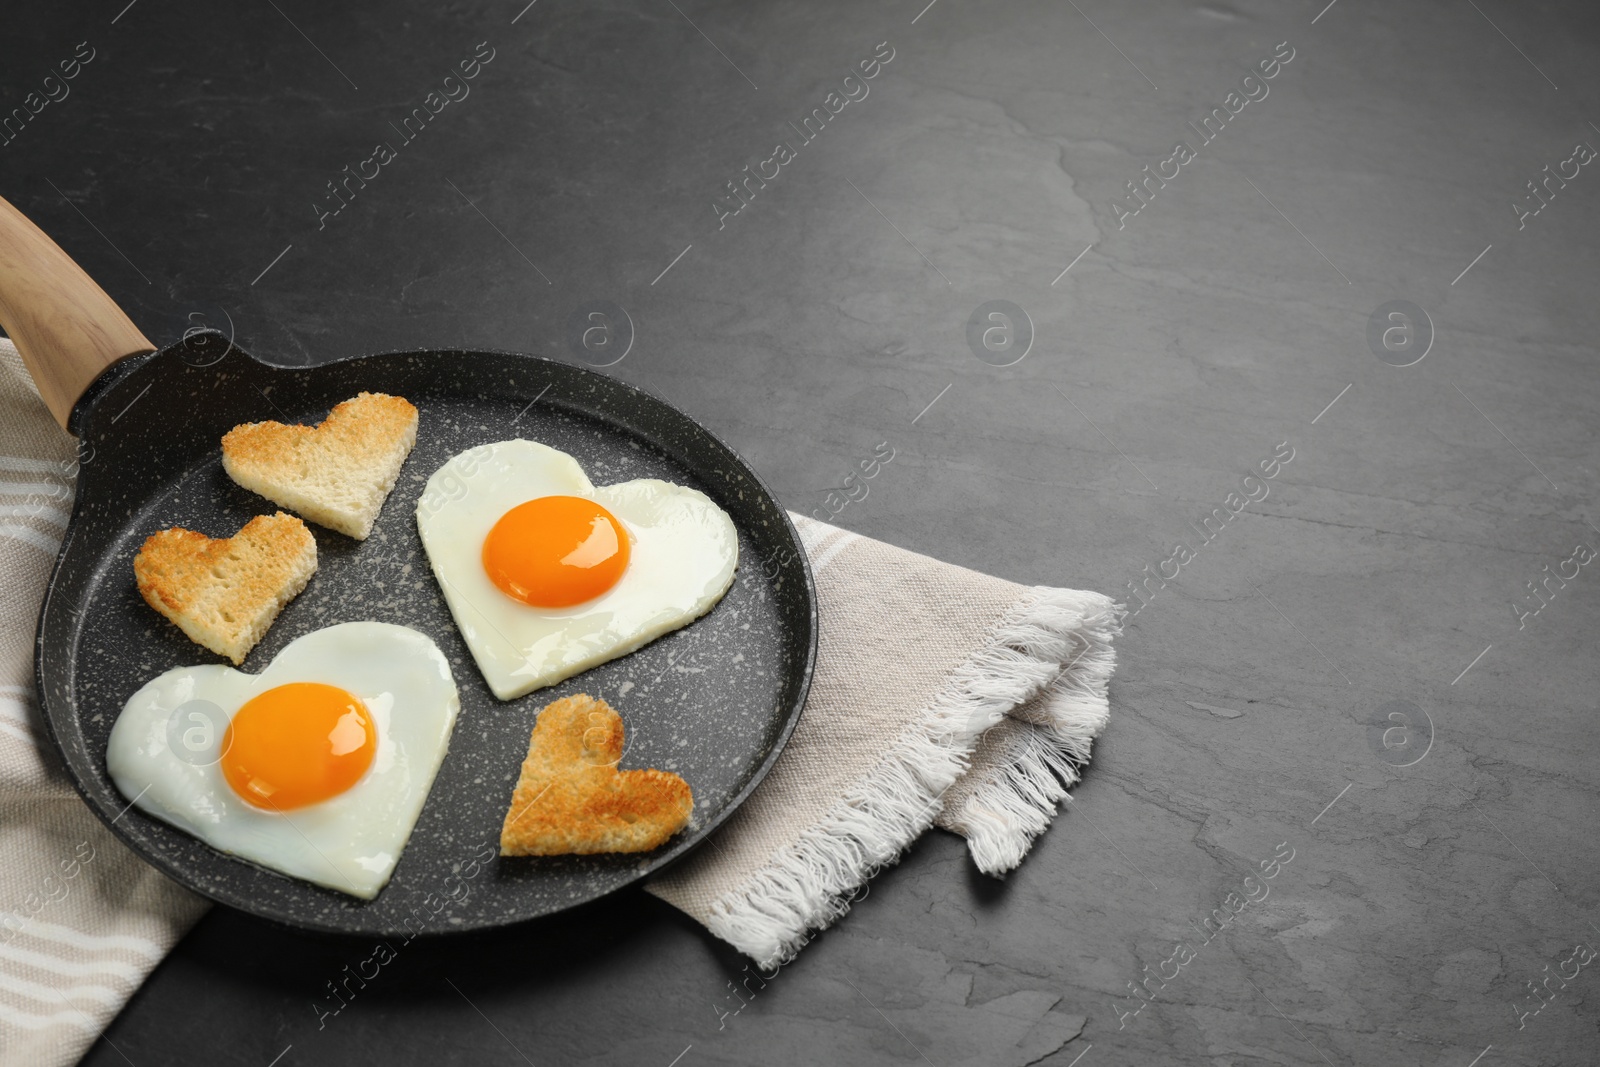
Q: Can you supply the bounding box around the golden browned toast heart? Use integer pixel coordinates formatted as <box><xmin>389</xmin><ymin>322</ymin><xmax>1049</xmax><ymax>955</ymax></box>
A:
<box><xmin>221</xmin><ymin>392</ymin><xmax>417</xmax><ymax>540</ymax></box>
<box><xmin>133</xmin><ymin>512</ymin><xmax>317</xmax><ymax>665</ymax></box>
<box><xmin>500</xmin><ymin>694</ymin><xmax>694</xmax><ymax>856</ymax></box>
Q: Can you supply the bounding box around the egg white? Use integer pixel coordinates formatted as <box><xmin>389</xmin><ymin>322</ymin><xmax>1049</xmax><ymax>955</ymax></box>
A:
<box><xmin>105</xmin><ymin>622</ymin><xmax>460</xmax><ymax>899</ymax></box>
<box><xmin>416</xmin><ymin>439</ymin><xmax>739</xmax><ymax>700</ymax></box>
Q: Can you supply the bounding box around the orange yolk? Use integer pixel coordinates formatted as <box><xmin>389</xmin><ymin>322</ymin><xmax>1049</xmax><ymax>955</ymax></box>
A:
<box><xmin>220</xmin><ymin>683</ymin><xmax>376</xmax><ymax>811</ymax></box>
<box><xmin>481</xmin><ymin>495</ymin><xmax>630</xmax><ymax>608</ymax></box>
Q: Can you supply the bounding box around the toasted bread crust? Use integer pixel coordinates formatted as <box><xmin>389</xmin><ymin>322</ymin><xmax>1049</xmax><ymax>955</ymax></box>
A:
<box><xmin>134</xmin><ymin>512</ymin><xmax>317</xmax><ymax>664</ymax></box>
<box><xmin>500</xmin><ymin>694</ymin><xmax>694</xmax><ymax>856</ymax></box>
<box><xmin>221</xmin><ymin>392</ymin><xmax>418</xmax><ymax>540</ymax></box>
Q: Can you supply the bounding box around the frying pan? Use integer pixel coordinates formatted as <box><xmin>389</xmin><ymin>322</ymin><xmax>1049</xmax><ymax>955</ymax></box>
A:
<box><xmin>0</xmin><ymin>194</ymin><xmax>816</xmax><ymax>936</ymax></box>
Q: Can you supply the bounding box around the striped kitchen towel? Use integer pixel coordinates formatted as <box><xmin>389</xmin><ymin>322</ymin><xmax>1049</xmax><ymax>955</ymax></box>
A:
<box><xmin>0</xmin><ymin>339</ymin><xmax>207</xmax><ymax>1067</ymax></box>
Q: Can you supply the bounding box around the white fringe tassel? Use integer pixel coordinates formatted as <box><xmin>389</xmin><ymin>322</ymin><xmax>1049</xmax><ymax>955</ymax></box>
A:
<box><xmin>953</xmin><ymin>592</ymin><xmax>1122</xmax><ymax>875</ymax></box>
<box><xmin>702</xmin><ymin>587</ymin><xmax>1123</xmax><ymax>969</ymax></box>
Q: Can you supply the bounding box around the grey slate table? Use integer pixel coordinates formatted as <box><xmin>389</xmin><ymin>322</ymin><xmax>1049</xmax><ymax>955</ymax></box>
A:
<box><xmin>6</xmin><ymin>0</ymin><xmax>1599</xmax><ymax>1063</ymax></box>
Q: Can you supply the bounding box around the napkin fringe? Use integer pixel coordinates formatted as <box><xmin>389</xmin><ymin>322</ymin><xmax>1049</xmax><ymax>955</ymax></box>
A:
<box><xmin>956</xmin><ymin>728</ymin><xmax>1086</xmax><ymax>875</ymax></box>
<box><xmin>702</xmin><ymin>587</ymin><xmax>1116</xmax><ymax>968</ymax></box>
<box><xmin>951</xmin><ymin>594</ymin><xmax>1120</xmax><ymax>874</ymax></box>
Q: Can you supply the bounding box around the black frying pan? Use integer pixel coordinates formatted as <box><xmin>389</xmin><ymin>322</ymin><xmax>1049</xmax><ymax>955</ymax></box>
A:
<box><xmin>0</xmin><ymin>195</ymin><xmax>816</xmax><ymax>936</ymax></box>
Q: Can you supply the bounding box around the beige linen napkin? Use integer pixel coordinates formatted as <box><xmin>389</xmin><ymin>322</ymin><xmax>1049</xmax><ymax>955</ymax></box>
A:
<box><xmin>0</xmin><ymin>336</ymin><xmax>1120</xmax><ymax>1064</ymax></box>
<box><xmin>647</xmin><ymin>514</ymin><xmax>1121</xmax><ymax>967</ymax></box>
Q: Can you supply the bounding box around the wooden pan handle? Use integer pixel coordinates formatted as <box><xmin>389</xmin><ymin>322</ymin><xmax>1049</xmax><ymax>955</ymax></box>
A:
<box><xmin>0</xmin><ymin>193</ymin><xmax>155</xmax><ymax>431</ymax></box>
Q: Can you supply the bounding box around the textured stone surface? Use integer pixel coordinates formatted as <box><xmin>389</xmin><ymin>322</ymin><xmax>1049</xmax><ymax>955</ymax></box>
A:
<box><xmin>4</xmin><ymin>0</ymin><xmax>1598</xmax><ymax>1063</ymax></box>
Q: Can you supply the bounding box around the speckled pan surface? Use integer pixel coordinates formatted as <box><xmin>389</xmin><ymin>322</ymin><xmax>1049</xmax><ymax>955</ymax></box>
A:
<box><xmin>34</xmin><ymin>331</ymin><xmax>815</xmax><ymax>936</ymax></box>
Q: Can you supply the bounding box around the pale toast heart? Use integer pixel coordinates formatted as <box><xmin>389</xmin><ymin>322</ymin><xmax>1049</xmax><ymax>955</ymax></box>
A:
<box><xmin>134</xmin><ymin>512</ymin><xmax>317</xmax><ymax>665</ymax></box>
<box><xmin>222</xmin><ymin>392</ymin><xmax>418</xmax><ymax>540</ymax></box>
<box><xmin>500</xmin><ymin>694</ymin><xmax>693</xmax><ymax>856</ymax></box>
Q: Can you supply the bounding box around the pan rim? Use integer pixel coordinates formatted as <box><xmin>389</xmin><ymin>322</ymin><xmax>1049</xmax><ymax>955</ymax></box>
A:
<box><xmin>33</xmin><ymin>333</ymin><xmax>817</xmax><ymax>936</ymax></box>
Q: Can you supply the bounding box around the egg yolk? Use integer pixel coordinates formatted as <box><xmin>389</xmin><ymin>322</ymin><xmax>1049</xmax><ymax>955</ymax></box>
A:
<box><xmin>481</xmin><ymin>495</ymin><xmax>630</xmax><ymax>608</ymax></box>
<box><xmin>220</xmin><ymin>683</ymin><xmax>376</xmax><ymax>811</ymax></box>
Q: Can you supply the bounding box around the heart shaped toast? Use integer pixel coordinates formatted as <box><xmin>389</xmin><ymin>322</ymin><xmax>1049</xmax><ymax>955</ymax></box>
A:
<box><xmin>134</xmin><ymin>512</ymin><xmax>317</xmax><ymax>665</ymax></box>
<box><xmin>500</xmin><ymin>694</ymin><xmax>693</xmax><ymax>856</ymax></box>
<box><xmin>222</xmin><ymin>392</ymin><xmax>418</xmax><ymax>540</ymax></box>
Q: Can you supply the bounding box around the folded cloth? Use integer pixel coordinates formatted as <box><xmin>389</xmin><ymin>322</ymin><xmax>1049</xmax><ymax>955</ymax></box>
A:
<box><xmin>0</xmin><ymin>339</ymin><xmax>207</xmax><ymax>1067</ymax></box>
<box><xmin>0</xmin><ymin>336</ymin><xmax>1121</xmax><ymax>1064</ymax></box>
<box><xmin>647</xmin><ymin>515</ymin><xmax>1121</xmax><ymax>967</ymax></box>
